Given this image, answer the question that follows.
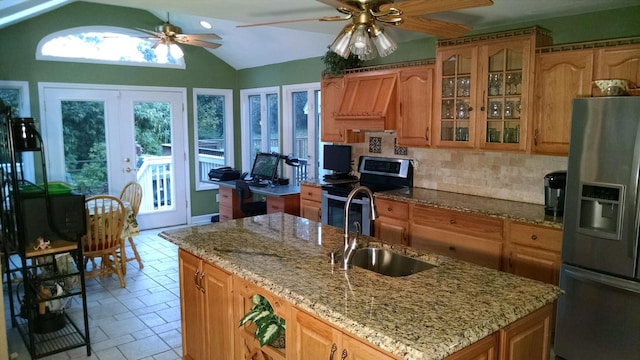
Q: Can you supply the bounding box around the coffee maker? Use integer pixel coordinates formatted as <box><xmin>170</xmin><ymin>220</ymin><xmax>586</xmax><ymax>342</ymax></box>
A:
<box><xmin>544</xmin><ymin>171</ymin><xmax>567</xmax><ymax>217</ymax></box>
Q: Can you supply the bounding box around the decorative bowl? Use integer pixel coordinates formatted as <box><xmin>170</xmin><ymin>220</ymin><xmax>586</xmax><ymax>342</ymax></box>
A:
<box><xmin>593</xmin><ymin>79</ymin><xmax>629</xmax><ymax>96</ymax></box>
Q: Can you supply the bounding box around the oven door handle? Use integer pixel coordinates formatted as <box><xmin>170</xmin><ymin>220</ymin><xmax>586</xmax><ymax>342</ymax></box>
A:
<box><xmin>322</xmin><ymin>191</ymin><xmax>371</xmax><ymax>204</ymax></box>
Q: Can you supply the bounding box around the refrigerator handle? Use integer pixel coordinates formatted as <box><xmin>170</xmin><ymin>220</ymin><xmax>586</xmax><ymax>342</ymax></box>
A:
<box><xmin>565</xmin><ymin>266</ymin><xmax>640</xmax><ymax>294</ymax></box>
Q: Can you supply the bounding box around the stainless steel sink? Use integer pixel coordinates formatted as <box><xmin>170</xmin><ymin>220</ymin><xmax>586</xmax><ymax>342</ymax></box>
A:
<box><xmin>350</xmin><ymin>248</ymin><xmax>435</xmax><ymax>277</ymax></box>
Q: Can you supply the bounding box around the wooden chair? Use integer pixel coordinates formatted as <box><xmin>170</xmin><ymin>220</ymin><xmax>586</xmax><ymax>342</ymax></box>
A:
<box><xmin>83</xmin><ymin>195</ymin><xmax>126</xmax><ymax>288</ymax></box>
<box><xmin>119</xmin><ymin>181</ymin><xmax>144</xmax><ymax>273</ymax></box>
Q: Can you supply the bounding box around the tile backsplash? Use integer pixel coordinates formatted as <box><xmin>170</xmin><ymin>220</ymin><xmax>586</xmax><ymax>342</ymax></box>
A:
<box><xmin>351</xmin><ymin>131</ymin><xmax>567</xmax><ymax>205</ymax></box>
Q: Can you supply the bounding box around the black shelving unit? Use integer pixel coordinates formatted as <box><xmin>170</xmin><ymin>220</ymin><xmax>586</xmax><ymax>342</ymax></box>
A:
<box><xmin>0</xmin><ymin>110</ymin><xmax>91</xmax><ymax>358</ymax></box>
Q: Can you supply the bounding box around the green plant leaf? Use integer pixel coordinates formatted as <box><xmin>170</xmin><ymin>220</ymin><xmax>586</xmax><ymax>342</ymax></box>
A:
<box><xmin>256</xmin><ymin>320</ymin><xmax>283</xmax><ymax>347</ymax></box>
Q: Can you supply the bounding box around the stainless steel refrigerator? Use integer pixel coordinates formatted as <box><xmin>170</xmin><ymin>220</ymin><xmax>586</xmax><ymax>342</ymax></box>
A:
<box><xmin>555</xmin><ymin>97</ymin><xmax>640</xmax><ymax>359</ymax></box>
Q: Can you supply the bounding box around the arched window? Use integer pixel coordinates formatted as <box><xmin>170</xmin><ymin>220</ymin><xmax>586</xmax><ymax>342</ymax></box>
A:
<box><xmin>36</xmin><ymin>26</ymin><xmax>185</xmax><ymax>69</ymax></box>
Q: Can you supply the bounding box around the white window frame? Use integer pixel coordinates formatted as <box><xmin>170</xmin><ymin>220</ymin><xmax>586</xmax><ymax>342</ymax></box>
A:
<box><xmin>282</xmin><ymin>82</ymin><xmax>320</xmax><ymax>182</ymax></box>
<box><xmin>193</xmin><ymin>88</ymin><xmax>234</xmax><ymax>191</ymax></box>
<box><xmin>36</xmin><ymin>26</ymin><xmax>186</xmax><ymax>69</ymax></box>
<box><xmin>240</xmin><ymin>86</ymin><xmax>280</xmax><ymax>172</ymax></box>
<box><xmin>0</xmin><ymin>80</ymin><xmax>35</xmax><ymax>182</ymax></box>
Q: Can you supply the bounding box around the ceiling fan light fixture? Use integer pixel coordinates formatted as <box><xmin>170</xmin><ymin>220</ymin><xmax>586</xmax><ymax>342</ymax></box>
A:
<box><xmin>370</xmin><ymin>24</ymin><xmax>397</xmax><ymax>57</ymax></box>
<box><xmin>349</xmin><ymin>24</ymin><xmax>374</xmax><ymax>57</ymax></box>
<box><xmin>199</xmin><ymin>20</ymin><xmax>212</xmax><ymax>29</ymax></box>
<box><xmin>155</xmin><ymin>39</ymin><xmax>184</xmax><ymax>60</ymax></box>
<box><xmin>330</xmin><ymin>24</ymin><xmax>354</xmax><ymax>58</ymax></box>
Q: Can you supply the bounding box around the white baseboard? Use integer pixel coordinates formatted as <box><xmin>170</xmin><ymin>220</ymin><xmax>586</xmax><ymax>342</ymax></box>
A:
<box><xmin>191</xmin><ymin>213</ymin><xmax>218</xmax><ymax>225</ymax></box>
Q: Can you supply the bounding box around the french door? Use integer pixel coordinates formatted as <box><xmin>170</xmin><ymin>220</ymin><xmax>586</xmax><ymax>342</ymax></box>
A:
<box><xmin>39</xmin><ymin>83</ymin><xmax>188</xmax><ymax>229</ymax></box>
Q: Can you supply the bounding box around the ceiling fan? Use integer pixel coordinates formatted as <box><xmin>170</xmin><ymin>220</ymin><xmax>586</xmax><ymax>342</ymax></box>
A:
<box><xmin>238</xmin><ymin>0</ymin><xmax>493</xmax><ymax>60</ymax></box>
<box><xmin>136</xmin><ymin>13</ymin><xmax>222</xmax><ymax>58</ymax></box>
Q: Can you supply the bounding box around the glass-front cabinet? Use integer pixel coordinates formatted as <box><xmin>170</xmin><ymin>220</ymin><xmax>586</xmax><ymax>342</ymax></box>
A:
<box><xmin>434</xmin><ymin>28</ymin><xmax>550</xmax><ymax>151</ymax></box>
<box><xmin>479</xmin><ymin>39</ymin><xmax>533</xmax><ymax>151</ymax></box>
<box><xmin>434</xmin><ymin>46</ymin><xmax>478</xmax><ymax>148</ymax></box>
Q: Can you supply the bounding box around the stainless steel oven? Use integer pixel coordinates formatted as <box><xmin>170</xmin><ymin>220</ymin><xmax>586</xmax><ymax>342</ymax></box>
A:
<box><xmin>320</xmin><ymin>156</ymin><xmax>413</xmax><ymax>236</ymax></box>
<box><xmin>321</xmin><ymin>190</ymin><xmax>372</xmax><ymax>235</ymax></box>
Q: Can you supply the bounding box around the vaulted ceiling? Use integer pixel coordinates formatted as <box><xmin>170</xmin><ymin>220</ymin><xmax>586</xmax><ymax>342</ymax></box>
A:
<box><xmin>2</xmin><ymin>0</ymin><xmax>638</xmax><ymax>69</ymax></box>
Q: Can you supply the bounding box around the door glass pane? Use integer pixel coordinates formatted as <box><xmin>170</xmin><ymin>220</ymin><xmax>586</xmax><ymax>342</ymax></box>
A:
<box><xmin>133</xmin><ymin>101</ymin><xmax>173</xmax><ymax>211</ymax></box>
<box><xmin>196</xmin><ymin>94</ymin><xmax>226</xmax><ymax>181</ymax></box>
<box><xmin>292</xmin><ymin>91</ymin><xmax>308</xmax><ymax>184</ymax></box>
<box><xmin>486</xmin><ymin>47</ymin><xmax>523</xmax><ymax>144</ymax></box>
<box><xmin>249</xmin><ymin>94</ymin><xmax>261</xmax><ymax>166</ymax></box>
<box><xmin>62</xmin><ymin>100</ymin><xmax>107</xmax><ymax>195</ymax></box>
<box><xmin>267</xmin><ymin>93</ymin><xmax>279</xmax><ymax>153</ymax></box>
<box><xmin>440</xmin><ymin>54</ymin><xmax>471</xmax><ymax>143</ymax></box>
<box><xmin>0</xmin><ymin>89</ymin><xmax>20</xmax><ymax>117</ymax></box>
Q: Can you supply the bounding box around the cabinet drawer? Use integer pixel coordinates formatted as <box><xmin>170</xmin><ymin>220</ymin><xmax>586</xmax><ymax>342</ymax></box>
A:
<box><xmin>412</xmin><ymin>224</ymin><xmax>502</xmax><ymax>270</ymax></box>
<box><xmin>300</xmin><ymin>184</ymin><xmax>322</xmax><ymax>202</ymax></box>
<box><xmin>411</xmin><ymin>205</ymin><xmax>503</xmax><ymax>241</ymax></box>
<box><xmin>508</xmin><ymin>222</ymin><xmax>562</xmax><ymax>252</ymax></box>
<box><xmin>375</xmin><ymin>198</ymin><xmax>409</xmax><ymax>220</ymax></box>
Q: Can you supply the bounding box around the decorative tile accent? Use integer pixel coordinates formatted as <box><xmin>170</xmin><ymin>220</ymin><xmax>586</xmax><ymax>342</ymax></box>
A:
<box><xmin>369</xmin><ymin>137</ymin><xmax>382</xmax><ymax>153</ymax></box>
<box><xmin>394</xmin><ymin>138</ymin><xmax>408</xmax><ymax>155</ymax></box>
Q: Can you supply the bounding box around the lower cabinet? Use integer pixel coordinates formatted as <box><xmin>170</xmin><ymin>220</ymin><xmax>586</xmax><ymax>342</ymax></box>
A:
<box><xmin>292</xmin><ymin>309</ymin><xmax>399</xmax><ymax>360</ymax></box>
<box><xmin>374</xmin><ymin>198</ymin><xmax>410</xmax><ymax>246</ymax></box>
<box><xmin>178</xmin><ymin>249</ymin><xmax>234</xmax><ymax>360</ymax></box>
<box><xmin>503</xmin><ymin>222</ymin><xmax>562</xmax><ymax>285</ymax></box>
<box><xmin>300</xmin><ymin>184</ymin><xmax>322</xmax><ymax>222</ymax></box>
<box><xmin>179</xmin><ymin>250</ymin><xmax>554</xmax><ymax>360</ymax></box>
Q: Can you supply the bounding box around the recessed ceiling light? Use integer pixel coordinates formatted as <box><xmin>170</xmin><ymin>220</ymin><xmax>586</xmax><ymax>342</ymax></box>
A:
<box><xmin>200</xmin><ymin>20</ymin><xmax>212</xmax><ymax>29</ymax></box>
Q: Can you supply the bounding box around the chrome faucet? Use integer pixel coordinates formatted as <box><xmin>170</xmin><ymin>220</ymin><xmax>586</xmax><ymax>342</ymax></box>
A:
<box><xmin>341</xmin><ymin>186</ymin><xmax>377</xmax><ymax>270</ymax></box>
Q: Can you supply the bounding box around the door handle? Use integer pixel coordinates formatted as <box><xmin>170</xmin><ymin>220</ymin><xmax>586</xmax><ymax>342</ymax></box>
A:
<box><xmin>329</xmin><ymin>343</ymin><xmax>337</xmax><ymax>360</ymax></box>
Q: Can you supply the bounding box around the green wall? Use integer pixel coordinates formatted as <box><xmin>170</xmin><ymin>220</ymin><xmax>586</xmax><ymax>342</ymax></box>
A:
<box><xmin>1</xmin><ymin>2</ymin><xmax>639</xmax><ymax>220</ymax></box>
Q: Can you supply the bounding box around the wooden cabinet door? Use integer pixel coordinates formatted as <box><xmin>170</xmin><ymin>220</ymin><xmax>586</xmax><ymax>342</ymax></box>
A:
<box><xmin>301</xmin><ymin>199</ymin><xmax>321</xmax><ymax>222</ymax></box>
<box><xmin>445</xmin><ymin>334</ymin><xmax>498</xmax><ymax>360</ymax></box>
<box><xmin>219</xmin><ymin>186</ymin><xmax>242</xmax><ymax>221</ymax></box>
<box><xmin>179</xmin><ymin>249</ymin><xmax>206</xmax><ymax>360</ymax></box>
<box><xmin>321</xmin><ymin>77</ymin><xmax>364</xmax><ymax>143</ymax></box>
<box><xmin>499</xmin><ymin>304</ymin><xmax>552</xmax><ymax>360</ymax></box>
<box><xmin>504</xmin><ymin>245</ymin><xmax>561</xmax><ymax>285</ymax></box>
<box><xmin>478</xmin><ymin>37</ymin><xmax>533</xmax><ymax>152</ymax></box>
<box><xmin>375</xmin><ymin>216</ymin><xmax>409</xmax><ymax>246</ymax></box>
<box><xmin>293</xmin><ymin>309</ymin><xmax>341</xmax><ymax>360</ymax></box>
<box><xmin>434</xmin><ymin>45</ymin><xmax>479</xmax><ymax>148</ymax></box>
<box><xmin>397</xmin><ymin>65</ymin><xmax>435</xmax><ymax>147</ymax></box>
<box><xmin>342</xmin><ymin>334</ymin><xmax>399</xmax><ymax>360</ymax></box>
<box><xmin>202</xmin><ymin>262</ymin><xmax>234</xmax><ymax>360</ymax></box>
<box><xmin>533</xmin><ymin>50</ymin><xmax>595</xmax><ymax>155</ymax></box>
<box><xmin>595</xmin><ymin>45</ymin><xmax>640</xmax><ymax>93</ymax></box>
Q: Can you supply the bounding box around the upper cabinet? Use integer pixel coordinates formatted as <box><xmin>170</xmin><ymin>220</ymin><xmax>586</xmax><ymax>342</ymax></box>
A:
<box><xmin>396</xmin><ymin>64</ymin><xmax>435</xmax><ymax>147</ymax></box>
<box><xmin>533</xmin><ymin>41</ymin><xmax>640</xmax><ymax>156</ymax></box>
<box><xmin>434</xmin><ymin>28</ymin><xmax>551</xmax><ymax>151</ymax></box>
<box><xmin>533</xmin><ymin>49</ymin><xmax>595</xmax><ymax>155</ymax></box>
<box><xmin>320</xmin><ymin>76</ymin><xmax>364</xmax><ymax>143</ymax></box>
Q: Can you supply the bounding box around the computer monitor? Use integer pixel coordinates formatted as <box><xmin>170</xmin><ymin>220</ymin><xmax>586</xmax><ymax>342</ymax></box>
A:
<box><xmin>323</xmin><ymin>145</ymin><xmax>352</xmax><ymax>176</ymax></box>
<box><xmin>250</xmin><ymin>152</ymin><xmax>279</xmax><ymax>182</ymax></box>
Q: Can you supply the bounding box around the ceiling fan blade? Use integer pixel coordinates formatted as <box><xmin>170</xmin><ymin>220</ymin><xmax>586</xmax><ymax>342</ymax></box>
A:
<box><xmin>176</xmin><ymin>39</ymin><xmax>222</xmax><ymax>49</ymax></box>
<box><xmin>237</xmin><ymin>16</ymin><xmax>338</xmax><ymax>28</ymax></box>
<box><xmin>381</xmin><ymin>0</ymin><xmax>493</xmax><ymax>16</ymax></box>
<box><xmin>316</xmin><ymin>0</ymin><xmax>362</xmax><ymax>13</ymax></box>
<box><xmin>396</xmin><ymin>16</ymin><xmax>471</xmax><ymax>38</ymax></box>
<box><xmin>135</xmin><ymin>27</ymin><xmax>163</xmax><ymax>38</ymax></box>
<box><xmin>177</xmin><ymin>33</ymin><xmax>222</xmax><ymax>41</ymax></box>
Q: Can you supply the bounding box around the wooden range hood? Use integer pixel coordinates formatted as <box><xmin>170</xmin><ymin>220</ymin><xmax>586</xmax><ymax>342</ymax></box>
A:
<box><xmin>334</xmin><ymin>72</ymin><xmax>397</xmax><ymax>131</ymax></box>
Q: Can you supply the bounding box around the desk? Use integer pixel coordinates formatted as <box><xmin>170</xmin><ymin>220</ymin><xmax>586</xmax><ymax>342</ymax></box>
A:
<box><xmin>216</xmin><ymin>181</ymin><xmax>300</xmax><ymax>220</ymax></box>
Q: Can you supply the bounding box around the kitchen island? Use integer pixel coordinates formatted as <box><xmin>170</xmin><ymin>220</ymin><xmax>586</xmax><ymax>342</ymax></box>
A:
<box><xmin>160</xmin><ymin>213</ymin><xmax>562</xmax><ymax>360</ymax></box>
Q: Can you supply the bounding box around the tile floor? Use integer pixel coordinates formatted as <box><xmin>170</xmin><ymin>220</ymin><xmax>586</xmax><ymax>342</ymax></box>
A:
<box><xmin>4</xmin><ymin>229</ymin><xmax>183</xmax><ymax>360</ymax></box>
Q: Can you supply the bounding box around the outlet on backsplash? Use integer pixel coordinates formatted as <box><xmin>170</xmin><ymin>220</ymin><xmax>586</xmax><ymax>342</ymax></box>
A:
<box><xmin>350</xmin><ymin>131</ymin><xmax>567</xmax><ymax>205</ymax></box>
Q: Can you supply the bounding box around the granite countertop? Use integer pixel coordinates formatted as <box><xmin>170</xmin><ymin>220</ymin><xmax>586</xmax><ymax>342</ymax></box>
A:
<box><xmin>301</xmin><ymin>181</ymin><xmax>563</xmax><ymax>229</ymax></box>
<box><xmin>160</xmin><ymin>213</ymin><xmax>562</xmax><ymax>360</ymax></box>
<box><xmin>376</xmin><ymin>188</ymin><xmax>563</xmax><ymax>229</ymax></box>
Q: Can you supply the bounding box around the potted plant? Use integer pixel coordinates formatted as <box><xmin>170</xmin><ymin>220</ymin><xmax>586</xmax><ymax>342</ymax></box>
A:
<box><xmin>321</xmin><ymin>49</ymin><xmax>362</xmax><ymax>77</ymax></box>
<box><xmin>239</xmin><ymin>294</ymin><xmax>286</xmax><ymax>348</ymax></box>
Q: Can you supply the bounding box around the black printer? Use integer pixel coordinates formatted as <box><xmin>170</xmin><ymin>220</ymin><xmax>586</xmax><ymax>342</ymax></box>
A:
<box><xmin>208</xmin><ymin>167</ymin><xmax>240</xmax><ymax>181</ymax></box>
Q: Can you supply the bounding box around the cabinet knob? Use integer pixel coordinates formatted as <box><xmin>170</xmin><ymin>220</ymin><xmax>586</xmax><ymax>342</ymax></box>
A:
<box><xmin>449</xmin><ymin>219</ymin><xmax>456</xmax><ymax>224</ymax></box>
<box><xmin>531</xmin><ymin>234</ymin><xmax>538</xmax><ymax>240</ymax></box>
<box><xmin>341</xmin><ymin>349</ymin><xmax>348</xmax><ymax>360</ymax></box>
<box><xmin>387</xmin><ymin>207</ymin><xmax>393</xmax><ymax>212</ymax></box>
<box><xmin>449</xmin><ymin>246</ymin><xmax>456</xmax><ymax>252</ymax></box>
